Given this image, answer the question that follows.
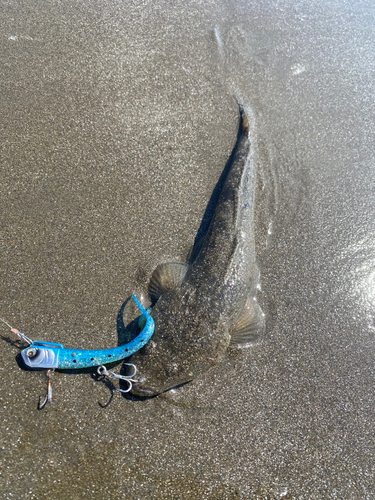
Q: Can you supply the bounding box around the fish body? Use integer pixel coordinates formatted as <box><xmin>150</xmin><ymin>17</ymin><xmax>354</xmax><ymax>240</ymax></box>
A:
<box><xmin>131</xmin><ymin>107</ymin><xmax>264</xmax><ymax>396</ymax></box>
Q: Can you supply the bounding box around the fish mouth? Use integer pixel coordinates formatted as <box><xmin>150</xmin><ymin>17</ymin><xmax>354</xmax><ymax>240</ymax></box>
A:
<box><xmin>131</xmin><ymin>386</ymin><xmax>156</xmax><ymax>397</ymax></box>
<box><xmin>131</xmin><ymin>377</ymin><xmax>160</xmax><ymax>397</ymax></box>
<box><xmin>131</xmin><ymin>373</ymin><xmax>194</xmax><ymax>397</ymax></box>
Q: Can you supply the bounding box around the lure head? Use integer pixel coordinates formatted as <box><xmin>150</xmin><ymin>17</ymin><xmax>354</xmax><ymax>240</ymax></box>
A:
<box><xmin>21</xmin><ymin>342</ymin><xmax>62</xmax><ymax>369</ymax></box>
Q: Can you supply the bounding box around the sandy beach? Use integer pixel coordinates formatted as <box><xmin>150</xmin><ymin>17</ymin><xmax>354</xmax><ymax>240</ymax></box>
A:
<box><xmin>1</xmin><ymin>0</ymin><xmax>374</xmax><ymax>498</ymax></box>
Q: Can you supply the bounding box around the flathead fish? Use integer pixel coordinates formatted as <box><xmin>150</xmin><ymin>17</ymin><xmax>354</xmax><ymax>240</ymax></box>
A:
<box><xmin>131</xmin><ymin>106</ymin><xmax>265</xmax><ymax>396</ymax></box>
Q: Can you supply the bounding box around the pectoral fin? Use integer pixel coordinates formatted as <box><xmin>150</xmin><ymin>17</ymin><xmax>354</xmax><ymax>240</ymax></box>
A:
<box><xmin>149</xmin><ymin>263</ymin><xmax>188</xmax><ymax>303</ymax></box>
<box><xmin>230</xmin><ymin>297</ymin><xmax>265</xmax><ymax>345</ymax></box>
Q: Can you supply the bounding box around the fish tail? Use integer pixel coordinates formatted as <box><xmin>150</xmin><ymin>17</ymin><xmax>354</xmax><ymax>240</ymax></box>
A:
<box><xmin>240</xmin><ymin>107</ymin><xmax>250</xmax><ymax>136</ymax></box>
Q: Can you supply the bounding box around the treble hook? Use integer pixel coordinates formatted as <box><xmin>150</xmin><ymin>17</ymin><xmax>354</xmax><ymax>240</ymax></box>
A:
<box><xmin>38</xmin><ymin>369</ymin><xmax>54</xmax><ymax>410</ymax></box>
<box><xmin>97</xmin><ymin>363</ymin><xmax>137</xmax><ymax>393</ymax></box>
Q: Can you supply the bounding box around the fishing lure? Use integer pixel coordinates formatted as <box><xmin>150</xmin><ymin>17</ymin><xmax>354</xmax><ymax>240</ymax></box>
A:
<box><xmin>1</xmin><ymin>294</ymin><xmax>154</xmax><ymax>408</ymax></box>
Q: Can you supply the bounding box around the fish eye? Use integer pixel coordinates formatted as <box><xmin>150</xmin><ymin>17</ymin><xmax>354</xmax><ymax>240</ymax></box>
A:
<box><xmin>26</xmin><ymin>347</ymin><xmax>38</xmax><ymax>358</ymax></box>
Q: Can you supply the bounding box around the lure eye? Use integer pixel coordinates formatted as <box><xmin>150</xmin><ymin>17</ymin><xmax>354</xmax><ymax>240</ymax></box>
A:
<box><xmin>26</xmin><ymin>347</ymin><xmax>38</xmax><ymax>358</ymax></box>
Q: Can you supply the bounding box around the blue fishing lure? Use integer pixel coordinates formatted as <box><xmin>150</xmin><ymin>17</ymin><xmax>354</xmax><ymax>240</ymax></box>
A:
<box><xmin>20</xmin><ymin>294</ymin><xmax>154</xmax><ymax>370</ymax></box>
<box><xmin>1</xmin><ymin>294</ymin><xmax>154</xmax><ymax>408</ymax></box>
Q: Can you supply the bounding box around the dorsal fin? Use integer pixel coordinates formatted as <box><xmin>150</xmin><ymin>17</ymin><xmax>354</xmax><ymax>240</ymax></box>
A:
<box><xmin>149</xmin><ymin>263</ymin><xmax>188</xmax><ymax>304</ymax></box>
<box><xmin>187</xmin><ymin>236</ymin><xmax>205</xmax><ymax>264</ymax></box>
<box><xmin>230</xmin><ymin>297</ymin><xmax>265</xmax><ymax>345</ymax></box>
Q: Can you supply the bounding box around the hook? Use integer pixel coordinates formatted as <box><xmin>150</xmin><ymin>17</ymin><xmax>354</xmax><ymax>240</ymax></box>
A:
<box><xmin>38</xmin><ymin>369</ymin><xmax>53</xmax><ymax>410</ymax></box>
<box><xmin>97</xmin><ymin>364</ymin><xmax>137</xmax><ymax>393</ymax></box>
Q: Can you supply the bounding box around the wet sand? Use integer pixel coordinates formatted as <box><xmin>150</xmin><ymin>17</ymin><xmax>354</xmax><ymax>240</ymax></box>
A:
<box><xmin>1</xmin><ymin>0</ymin><xmax>374</xmax><ymax>498</ymax></box>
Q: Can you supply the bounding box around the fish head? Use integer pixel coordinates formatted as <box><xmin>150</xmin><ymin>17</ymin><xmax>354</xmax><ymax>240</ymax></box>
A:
<box><xmin>130</xmin><ymin>287</ymin><xmax>228</xmax><ymax>397</ymax></box>
<box><xmin>129</xmin><ymin>334</ymin><xmax>196</xmax><ymax>397</ymax></box>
